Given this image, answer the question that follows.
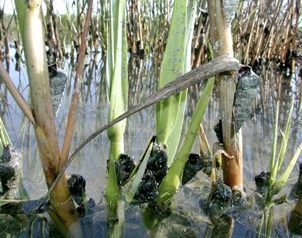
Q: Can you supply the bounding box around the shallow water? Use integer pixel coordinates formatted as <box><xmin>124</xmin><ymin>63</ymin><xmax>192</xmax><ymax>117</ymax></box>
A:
<box><xmin>1</xmin><ymin>48</ymin><xmax>302</xmax><ymax>237</ymax></box>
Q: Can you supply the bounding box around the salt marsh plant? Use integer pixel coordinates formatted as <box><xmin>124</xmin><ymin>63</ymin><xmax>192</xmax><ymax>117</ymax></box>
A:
<box><xmin>0</xmin><ymin>0</ymin><xmax>301</xmax><ymax>237</ymax></box>
<box><xmin>256</xmin><ymin>99</ymin><xmax>302</xmax><ymax>237</ymax></box>
<box><xmin>207</xmin><ymin>0</ymin><xmax>243</xmax><ymax>191</ymax></box>
<box><xmin>105</xmin><ymin>0</ymin><xmax>128</xmax><ymax>233</ymax></box>
<box><xmin>145</xmin><ymin>76</ymin><xmax>215</xmax><ymax>228</ymax></box>
<box><xmin>155</xmin><ymin>0</ymin><xmax>197</xmax><ymax>165</ymax></box>
<box><xmin>14</xmin><ymin>1</ymin><xmax>77</xmax><ymax>234</ymax></box>
<box><xmin>10</xmin><ymin>0</ymin><xmax>93</xmax><ymax>235</ymax></box>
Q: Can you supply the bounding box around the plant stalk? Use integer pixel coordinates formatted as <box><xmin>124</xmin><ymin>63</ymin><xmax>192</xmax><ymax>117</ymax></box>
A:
<box><xmin>15</xmin><ymin>0</ymin><xmax>78</xmax><ymax>235</ymax></box>
<box><xmin>207</xmin><ymin>0</ymin><xmax>243</xmax><ymax>191</ymax></box>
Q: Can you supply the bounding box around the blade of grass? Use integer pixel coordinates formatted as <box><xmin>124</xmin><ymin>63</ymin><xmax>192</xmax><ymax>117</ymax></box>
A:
<box><xmin>276</xmin><ymin>98</ymin><xmax>294</xmax><ymax>172</ymax></box>
<box><xmin>157</xmin><ymin>77</ymin><xmax>215</xmax><ymax>205</ymax></box>
<box><xmin>269</xmin><ymin>101</ymin><xmax>280</xmax><ymax>185</ymax></box>
<box><xmin>125</xmin><ymin>141</ymin><xmax>153</xmax><ymax>203</ymax></box>
<box><xmin>272</xmin><ymin>141</ymin><xmax>302</xmax><ymax>195</ymax></box>
<box><xmin>156</xmin><ymin>0</ymin><xmax>197</xmax><ymax>165</ymax></box>
<box><xmin>143</xmin><ymin>77</ymin><xmax>215</xmax><ymax>229</ymax></box>
<box><xmin>60</xmin><ymin>0</ymin><xmax>93</xmax><ymax>168</ymax></box>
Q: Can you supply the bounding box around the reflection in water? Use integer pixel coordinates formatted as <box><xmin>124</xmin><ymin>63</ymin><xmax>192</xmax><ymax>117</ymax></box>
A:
<box><xmin>1</xmin><ymin>50</ymin><xmax>302</xmax><ymax>236</ymax></box>
<box><xmin>289</xmin><ymin>198</ymin><xmax>302</xmax><ymax>235</ymax></box>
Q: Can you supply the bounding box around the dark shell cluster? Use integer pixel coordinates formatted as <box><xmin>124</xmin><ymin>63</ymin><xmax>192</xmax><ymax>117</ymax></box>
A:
<box><xmin>213</xmin><ymin>66</ymin><xmax>259</xmax><ymax>143</ymax></box>
<box><xmin>134</xmin><ymin>170</ymin><xmax>158</xmax><ymax>204</ymax></box>
<box><xmin>115</xmin><ymin>154</ymin><xmax>135</xmax><ymax>186</ymax></box>
<box><xmin>182</xmin><ymin>153</ymin><xmax>211</xmax><ymax>185</ymax></box>
<box><xmin>114</xmin><ymin>143</ymin><xmax>168</xmax><ymax>205</ymax></box>
<box><xmin>146</xmin><ymin>144</ymin><xmax>168</xmax><ymax>184</ymax></box>
<box><xmin>48</xmin><ymin>64</ymin><xmax>68</xmax><ymax>115</ymax></box>
<box><xmin>67</xmin><ymin>174</ymin><xmax>91</xmax><ymax>217</ymax></box>
<box><xmin>254</xmin><ymin>171</ymin><xmax>270</xmax><ymax>196</ymax></box>
<box><xmin>1</xmin><ymin>145</ymin><xmax>12</xmax><ymax>163</ymax></box>
<box><xmin>134</xmin><ymin>143</ymin><xmax>168</xmax><ymax>204</ymax></box>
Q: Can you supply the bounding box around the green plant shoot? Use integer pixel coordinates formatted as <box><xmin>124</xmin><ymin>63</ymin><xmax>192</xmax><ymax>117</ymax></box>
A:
<box><xmin>156</xmin><ymin>0</ymin><xmax>197</xmax><ymax>165</ymax></box>
<box><xmin>105</xmin><ymin>0</ymin><xmax>128</xmax><ymax>223</ymax></box>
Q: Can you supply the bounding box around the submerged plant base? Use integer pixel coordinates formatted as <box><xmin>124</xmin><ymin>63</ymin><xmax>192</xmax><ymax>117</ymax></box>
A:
<box><xmin>200</xmin><ymin>180</ymin><xmax>232</xmax><ymax>223</ymax></box>
<box><xmin>288</xmin><ymin>199</ymin><xmax>302</xmax><ymax>235</ymax></box>
<box><xmin>207</xmin><ymin>214</ymin><xmax>234</xmax><ymax>238</ymax></box>
<box><xmin>142</xmin><ymin>201</ymin><xmax>172</xmax><ymax>229</ymax></box>
<box><xmin>291</xmin><ymin>163</ymin><xmax>302</xmax><ymax>198</ymax></box>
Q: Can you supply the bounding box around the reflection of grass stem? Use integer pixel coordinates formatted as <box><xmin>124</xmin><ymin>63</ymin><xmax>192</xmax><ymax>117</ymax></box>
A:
<box><xmin>0</xmin><ymin>63</ymin><xmax>35</xmax><ymax>125</ymax></box>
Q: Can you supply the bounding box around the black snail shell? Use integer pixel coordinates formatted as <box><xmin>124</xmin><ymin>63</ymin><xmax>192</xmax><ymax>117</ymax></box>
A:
<box><xmin>133</xmin><ymin>170</ymin><xmax>158</xmax><ymax>204</ymax></box>
<box><xmin>133</xmin><ymin>142</ymin><xmax>168</xmax><ymax>204</ymax></box>
<box><xmin>255</xmin><ymin>171</ymin><xmax>270</xmax><ymax>195</ymax></box>
<box><xmin>147</xmin><ymin>143</ymin><xmax>168</xmax><ymax>184</ymax></box>
<box><xmin>67</xmin><ymin>174</ymin><xmax>88</xmax><ymax>217</ymax></box>
<box><xmin>182</xmin><ymin>153</ymin><xmax>204</xmax><ymax>185</ymax></box>
<box><xmin>115</xmin><ymin>154</ymin><xmax>135</xmax><ymax>186</ymax></box>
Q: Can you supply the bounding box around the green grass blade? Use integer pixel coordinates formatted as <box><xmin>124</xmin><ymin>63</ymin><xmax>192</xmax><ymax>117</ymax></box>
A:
<box><xmin>143</xmin><ymin>77</ymin><xmax>214</xmax><ymax>229</ymax></box>
<box><xmin>164</xmin><ymin>0</ymin><xmax>198</xmax><ymax>166</ymax></box>
<box><xmin>157</xmin><ymin>77</ymin><xmax>215</xmax><ymax>205</ymax></box>
<box><xmin>272</xmin><ymin>141</ymin><xmax>302</xmax><ymax>195</ymax></box>
<box><xmin>156</xmin><ymin>0</ymin><xmax>195</xmax><ymax>164</ymax></box>
<box><xmin>276</xmin><ymin>98</ymin><xmax>294</xmax><ymax>172</ymax></box>
<box><xmin>125</xmin><ymin>143</ymin><xmax>153</xmax><ymax>203</ymax></box>
<box><xmin>269</xmin><ymin>101</ymin><xmax>280</xmax><ymax>185</ymax></box>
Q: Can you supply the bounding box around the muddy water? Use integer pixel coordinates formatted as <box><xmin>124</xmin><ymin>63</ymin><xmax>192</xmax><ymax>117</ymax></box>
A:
<box><xmin>1</xmin><ymin>51</ymin><xmax>302</xmax><ymax>236</ymax></box>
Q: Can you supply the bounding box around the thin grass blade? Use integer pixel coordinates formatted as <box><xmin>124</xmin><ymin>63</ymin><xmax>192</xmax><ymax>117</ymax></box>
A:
<box><xmin>273</xmin><ymin>141</ymin><xmax>302</xmax><ymax>195</ymax></box>
<box><xmin>276</xmin><ymin>98</ymin><xmax>294</xmax><ymax>172</ymax></box>
<box><xmin>269</xmin><ymin>101</ymin><xmax>280</xmax><ymax>185</ymax></box>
